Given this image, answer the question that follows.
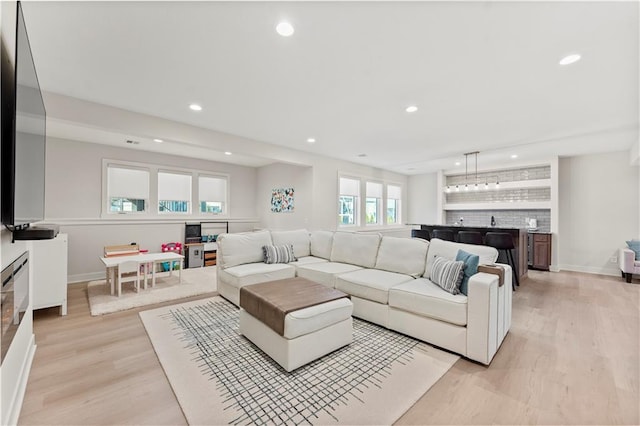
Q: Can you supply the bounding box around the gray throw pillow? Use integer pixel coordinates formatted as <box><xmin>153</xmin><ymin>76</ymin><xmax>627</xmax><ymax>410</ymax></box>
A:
<box><xmin>262</xmin><ymin>244</ymin><xmax>297</xmax><ymax>264</ymax></box>
<box><xmin>430</xmin><ymin>256</ymin><xmax>465</xmax><ymax>295</ymax></box>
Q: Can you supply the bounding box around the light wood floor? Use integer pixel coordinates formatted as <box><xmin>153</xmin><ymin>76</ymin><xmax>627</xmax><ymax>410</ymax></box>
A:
<box><xmin>18</xmin><ymin>271</ymin><xmax>639</xmax><ymax>425</ymax></box>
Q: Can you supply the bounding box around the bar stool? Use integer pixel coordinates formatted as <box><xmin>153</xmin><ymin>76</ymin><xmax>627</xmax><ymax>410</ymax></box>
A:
<box><xmin>484</xmin><ymin>232</ymin><xmax>519</xmax><ymax>291</ymax></box>
<box><xmin>431</xmin><ymin>229</ymin><xmax>455</xmax><ymax>242</ymax></box>
<box><xmin>457</xmin><ymin>231</ymin><xmax>483</xmax><ymax>245</ymax></box>
<box><xmin>411</xmin><ymin>229</ymin><xmax>430</xmax><ymax>241</ymax></box>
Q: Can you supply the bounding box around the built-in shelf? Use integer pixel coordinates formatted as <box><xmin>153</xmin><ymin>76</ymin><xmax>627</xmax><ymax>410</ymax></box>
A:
<box><xmin>444</xmin><ymin>178</ymin><xmax>551</xmax><ymax>193</ymax></box>
<box><xmin>444</xmin><ymin>201</ymin><xmax>551</xmax><ymax>210</ymax></box>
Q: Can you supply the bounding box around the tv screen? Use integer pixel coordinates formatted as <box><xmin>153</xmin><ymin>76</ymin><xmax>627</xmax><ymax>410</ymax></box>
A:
<box><xmin>1</xmin><ymin>2</ymin><xmax>46</xmax><ymax>228</ymax></box>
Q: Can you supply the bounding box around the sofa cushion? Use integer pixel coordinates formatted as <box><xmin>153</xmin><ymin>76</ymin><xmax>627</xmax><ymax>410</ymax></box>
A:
<box><xmin>262</xmin><ymin>244</ymin><xmax>297</xmax><ymax>264</ymax></box>
<box><xmin>218</xmin><ymin>230</ymin><xmax>273</xmax><ymax>269</ymax></box>
<box><xmin>425</xmin><ymin>238</ymin><xmax>498</xmax><ymax>278</ymax></box>
<box><xmin>284</xmin><ymin>298</ymin><xmax>353</xmax><ymax>339</ymax></box>
<box><xmin>297</xmin><ymin>262</ymin><xmax>363</xmax><ymax>288</ymax></box>
<box><xmin>456</xmin><ymin>249</ymin><xmax>480</xmax><ymax>296</ymax></box>
<box><xmin>271</xmin><ymin>229</ymin><xmax>311</xmax><ymax>258</ymax></box>
<box><xmin>374</xmin><ymin>236</ymin><xmax>429</xmax><ymax>277</ymax></box>
<box><xmin>330</xmin><ymin>232</ymin><xmax>381</xmax><ymax>268</ymax></box>
<box><xmin>218</xmin><ymin>263</ymin><xmax>295</xmax><ymax>289</ymax></box>
<box><xmin>310</xmin><ymin>230</ymin><xmax>334</xmax><ymax>259</ymax></box>
<box><xmin>335</xmin><ymin>269</ymin><xmax>414</xmax><ymax>304</ymax></box>
<box><xmin>389</xmin><ymin>278</ymin><xmax>468</xmax><ymax>326</ymax></box>
<box><xmin>430</xmin><ymin>257</ymin><xmax>465</xmax><ymax>294</ymax></box>
<box><xmin>289</xmin><ymin>256</ymin><xmax>328</xmax><ymax>267</ymax></box>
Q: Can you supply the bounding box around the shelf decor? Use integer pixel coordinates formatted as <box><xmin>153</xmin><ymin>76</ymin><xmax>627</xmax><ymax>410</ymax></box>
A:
<box><xmin>270</xmin><ymin>187</ymin><xmax>295</xmax><ymax>213</ymax></box>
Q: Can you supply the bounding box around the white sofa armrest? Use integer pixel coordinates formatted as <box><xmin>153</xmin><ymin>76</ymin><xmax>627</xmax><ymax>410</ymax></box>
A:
<box><xmin>620</xmin><ymin>248</ymin><xmax>636</xmax><ymax>273</ymax></box>
<box><xmin>466</xmin><ymin>263</ymin><xmax>512</xmax><ymax>365</ymax></box>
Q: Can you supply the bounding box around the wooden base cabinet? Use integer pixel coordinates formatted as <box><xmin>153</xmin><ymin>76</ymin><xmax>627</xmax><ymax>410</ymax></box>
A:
<box><xmin>531</xmin><ymin>233</ymin><xmax>551</xmax><ymax>271</ymax></box>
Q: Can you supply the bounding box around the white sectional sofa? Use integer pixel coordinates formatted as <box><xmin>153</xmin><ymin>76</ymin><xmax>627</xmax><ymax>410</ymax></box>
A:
<box><xmin>217</xmin><ymin>229</ymin><xmax>512</xmax><ymax>365</ymax></box>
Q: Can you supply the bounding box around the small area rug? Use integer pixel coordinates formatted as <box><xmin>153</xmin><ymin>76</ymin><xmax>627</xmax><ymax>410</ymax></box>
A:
<box><xmin>140</xmin><ymin>297</ymin><xmax>459</xmax><ymax>425</ymax></box>
<box><xmin>88</xmin><ymin>267</ymin><xmax>216</xmax><ymax>316</ymax></box>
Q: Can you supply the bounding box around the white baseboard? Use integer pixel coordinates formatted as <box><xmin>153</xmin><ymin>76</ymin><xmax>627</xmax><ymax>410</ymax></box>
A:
<box><xmin>68</xmin><ymin>271</ymin><xmax>105</xmax><ymax>284</ymax></box>
<box><xmin>558</xmin><ymin>264</ymin><xmax>621</xmax><ymax>277</ymax></box>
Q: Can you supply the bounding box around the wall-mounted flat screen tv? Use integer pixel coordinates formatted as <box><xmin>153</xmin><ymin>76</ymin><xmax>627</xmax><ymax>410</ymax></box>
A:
<box><xmin>1</xmin><ymin>1</ymin><xmax>47</xmax><ymax>229</ymax></box>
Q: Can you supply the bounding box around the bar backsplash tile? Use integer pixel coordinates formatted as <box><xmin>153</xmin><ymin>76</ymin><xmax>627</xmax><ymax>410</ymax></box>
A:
<box><xmin>445</xmin><ymin>209</ymin><xmax>551</xmax><ymax>232</ymax></box>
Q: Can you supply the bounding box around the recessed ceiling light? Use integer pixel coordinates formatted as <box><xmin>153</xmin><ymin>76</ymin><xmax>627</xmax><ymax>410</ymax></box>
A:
<box><xmin>224</xmin><ymin>151</ymin><xmax>232</xmax><ymax>156</ymax></box>
<box><xmin>307</xmin><ymin>138</ymin><xmax>316</xmax><ymax>143</ymax></box>
<box><xmin>405</xmin><ymin>105</ymin><xmax>418</xmax><ymax>113</ymax></box>
<box><xmin>153</xmin><ymin>138</ymin><xmax>163</xmax><ymax>143</ymax></box>
<box><xmin>559</xmin><ymin>53</ymin><xmax>581</xmax><ymax>65</ymax></box>
<box><xmin>189</xmin><ymin>103</ymin><xmax>202</xmax><ymax>111</ymax></box>
<box><xmin>276</xmin><ymin>22</ymin><xmax>294</xmax><ymax>37</ymax></box>
<box><xmin>511</xmin><ymin>154</ymin><xmax>518</xmax><ymax>159</ymax></box>
<box><xmin>455</xmin><ymin>161</ymin><xmax>461</xmax><ymax>166</ymax></box>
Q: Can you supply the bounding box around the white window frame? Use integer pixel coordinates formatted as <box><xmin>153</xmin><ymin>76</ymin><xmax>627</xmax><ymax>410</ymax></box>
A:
<box><xmin>157</xmin><ymin>170</ymin><xmax>193</xmax><ymax>215</ymax></box>
<box><xmin>338</xmin><ymin>176</ymin><xmax>361</xmax><ymax>228</ymax></box>
<box><xmin>365</xmin><ymin>181</ymin><xmax>383</xmax><ymax>226</ymax></box>
<box><xmin>103</xmin><ymin>161</ymin><xmax>150</xmax><ymax>216</ymax></box>
<box><xmin>101</xmin><ymin>159</ymin><xmax>231</xmax><ymax>220</ymax></box>
<box><xmin>386</xmin><ymin>184</ymin><xmax>402</xmax><ymax>225</ymax></box>
<box><xmin>337</xmin><ymin>171</ymin><xmax>404</xmax><ymax>229</ymax></box>
<box><xmin>198</xmin><ymin>174</ymin><xmax>228</xmax><ymax>215</ymax></box>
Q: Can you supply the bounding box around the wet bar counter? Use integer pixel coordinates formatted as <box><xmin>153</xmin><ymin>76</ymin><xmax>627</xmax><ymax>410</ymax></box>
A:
<box><xmin>413</xmin><ymin>225</ymin><xmax>528</xmax><ymax>283</ymax></box>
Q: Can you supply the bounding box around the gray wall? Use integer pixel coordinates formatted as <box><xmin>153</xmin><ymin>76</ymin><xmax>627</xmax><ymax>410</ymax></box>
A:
<box><xmin>559</xmin><ymin>151</ymin><xmax>639</xmax><ymax>275</ymax></box>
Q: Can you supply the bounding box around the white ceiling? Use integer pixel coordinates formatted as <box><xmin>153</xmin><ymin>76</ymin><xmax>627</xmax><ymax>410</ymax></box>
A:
<box><xmin>21</xmin><ymin>1</ymin><xmax>639</xmax><ymax>174</ymax></box>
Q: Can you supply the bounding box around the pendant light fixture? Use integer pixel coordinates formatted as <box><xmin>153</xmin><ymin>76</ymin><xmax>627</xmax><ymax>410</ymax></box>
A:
<box><xmin>444</xmin><ymin>151</ymin><xmax>500</xmax><ymax>192</ymax></box>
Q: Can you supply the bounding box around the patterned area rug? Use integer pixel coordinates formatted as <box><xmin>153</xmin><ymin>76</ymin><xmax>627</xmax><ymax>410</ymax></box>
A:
<box><xmin>88</xmin><ymin>267</ymin><xmax>217</xmax><ymax>316</ymax></box>
<box><xmin>140</xmin><ymin>297</ymin><xmax>459</xmax><ymax>425</ymax></box>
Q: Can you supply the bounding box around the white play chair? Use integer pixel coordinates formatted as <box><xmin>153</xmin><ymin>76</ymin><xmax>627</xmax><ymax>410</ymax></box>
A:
<box><xmin>116</xmin><ymin>260</ymin><xmax>141</xmax><ymax>296</ymax></box>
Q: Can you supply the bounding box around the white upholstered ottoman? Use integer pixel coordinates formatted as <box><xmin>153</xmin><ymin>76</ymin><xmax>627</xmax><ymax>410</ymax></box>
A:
<box><xmin>239</xmin><ymin>277</ymin><xmax>353</xmax><ymax>372</ymax></box>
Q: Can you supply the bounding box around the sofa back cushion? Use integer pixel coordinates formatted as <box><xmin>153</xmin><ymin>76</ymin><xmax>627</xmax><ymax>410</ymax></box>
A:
<box><xmin>374</xmin><ymin>236</ymin><xmax>429</xmax><ymax>277</ymax></box>
<box><xmin>330</xmin><ymin>232</ymin><xmax>381</xmax><ymax>268</ymax></box>
<box><xmin>425</xmin><ymin>238</ymin><xmax>498</xmax><ymax>279</ymax></box>
<box><xmin>310</xmin><ymin>230</ymin><xmax>334</xmax><ymax>259</ymax></box>
<box><xmin>271</xmin><ymin>229</ymin><xmax>311</xmax><ymax>258</ymax></box>
<box><xmin>217</xmin><ymin>230</ymin><xmax>273</xmax><ymax>269</ymax></box>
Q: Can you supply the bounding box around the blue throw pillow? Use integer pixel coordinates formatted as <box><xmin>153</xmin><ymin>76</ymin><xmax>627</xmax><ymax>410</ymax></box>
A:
<box><xmin>456</xmin><ymin>249</ymin><xmax>479</xmax><ymax>296</ymax></box>
<box><xmin>626</xmin><ymin>240</ymin><xmax>640</xmax><ymax>260</ymax></box>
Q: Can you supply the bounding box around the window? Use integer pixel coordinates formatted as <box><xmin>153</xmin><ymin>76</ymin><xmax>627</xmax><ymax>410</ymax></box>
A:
<box><xmin>339</xmin><ymin>177</ymin><xmax>360</xmax><ymax>226</ymax></box>
<box><xmin>199</xmin><ymin>175</ymin><xmax>227</xmax><ymax>214</ymax></box>
<box><xmin>387</xmin><ymin>184</ymin><xmax>401</xmax><ymax>224</ymax></box>
<box><xmin>365</xmin><ymin>182</ymin><xmax>382</xmax><ymax>225</ymax></box>
<box><xmin>158</xmin><ymin>171</ymin><xmax>192</xmax><ymax>214</ymax></box>
<box><xmin>107</xmin><ymin>165</ymin><xmax>149</xmax><ymax>213</ymax></box>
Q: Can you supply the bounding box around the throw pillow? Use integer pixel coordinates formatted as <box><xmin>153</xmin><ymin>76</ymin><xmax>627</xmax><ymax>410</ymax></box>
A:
<box><xmin>262</xmin><ymin>244</ymin><xmax>297</xmax><ymax>264</ymax></box>
<box><xmin>455</xmin><ymin>249</ymin><xmax>480</xmax><ymax>296</ymax></box>
<box><xmin>430</xmin><ymin>256</ymin><xmax>465</xmax><ymax>295</ymax></box>
<box><xmin>626</xmin><ymin>240</ymin><xmax>640</xmax><ymax>261</ymax></box>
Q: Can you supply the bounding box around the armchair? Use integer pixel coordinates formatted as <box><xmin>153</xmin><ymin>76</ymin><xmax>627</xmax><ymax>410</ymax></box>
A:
<box><xmin>619</xmin><ymin>248</ymin><xmax>639</xmax><ymax>283</ymax></box>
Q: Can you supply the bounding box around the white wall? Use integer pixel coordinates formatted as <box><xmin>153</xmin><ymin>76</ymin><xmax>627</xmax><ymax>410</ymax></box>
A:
<box><xmin>407</xmin><ymin>172</ymin><xmax>438</xmax><ymax>225</ymax></box>
<box><xmin>256</xmin><ymin>163</ymin><xmax>313</xmax><ymax>230</ymax></box>
<box><xmin>559</xmin><ymin>151</ymin><xmax>639</xmax><ymax>276</ymax></box>
<box><xmin>45</xmin><ymin>137</ymin><xmax>259</xmax><ymax>281</ymax></box>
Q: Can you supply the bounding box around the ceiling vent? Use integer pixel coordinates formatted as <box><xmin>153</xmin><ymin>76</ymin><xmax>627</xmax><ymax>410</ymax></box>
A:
<box><xmin>126</xmin><ymin>139</ymin><xmax>140</xmax><ymax>145</ymax></box>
